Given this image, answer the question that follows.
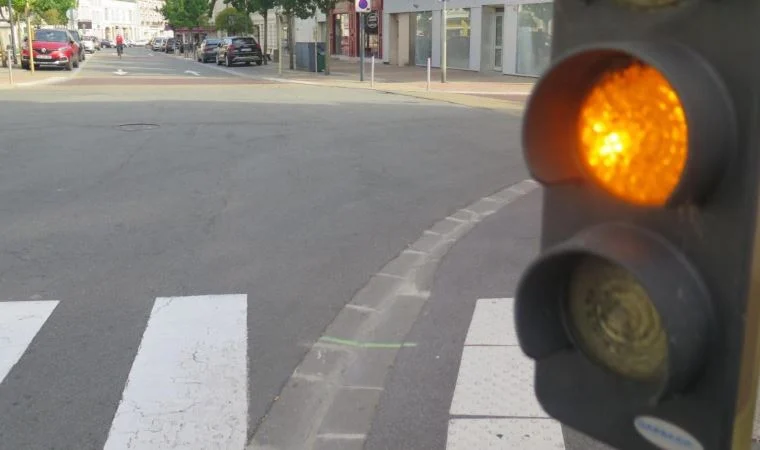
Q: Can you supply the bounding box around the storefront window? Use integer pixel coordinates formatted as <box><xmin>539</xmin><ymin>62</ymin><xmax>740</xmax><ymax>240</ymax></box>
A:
<box><xmin>446</xmin><ymin>8</ymin><xmax>470</xmax><ymax>70</ymax></box>
<box><xmin>334</xmin><ymin>13</ymin><xmax>350</xmax><ymax>56</ymax></box>
<box><xmin>515</xmin><ymin>2</ymin><xmax>552</xmax><ymax>76</ymax></box>
<box><xmin>414</xmin><ymin>11</ymin><xmax>432</xmax><ymax>66</ymax></box>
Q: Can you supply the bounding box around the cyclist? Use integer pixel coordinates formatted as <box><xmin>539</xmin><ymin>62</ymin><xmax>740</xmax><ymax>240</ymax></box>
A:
<box><xmin>115</xmin><ymin>34</ymin><xmax>124</xmax><ymax>58</ymax></box>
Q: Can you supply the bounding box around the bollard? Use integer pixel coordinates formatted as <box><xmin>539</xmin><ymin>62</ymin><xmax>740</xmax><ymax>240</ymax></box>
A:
<box><xmin>7</xmin><ymin>49</ymin><xmax>13</xmax><ymax>86</ymax></box>
<box><xmin>426</xmin><ymin>57</ymin><xmax>431</xmax><ymax>91</ymax></box>
<box><xmin>371</xmin><ymin>55</ymin><xmax>375</xmax><ymax>88</ymax></box>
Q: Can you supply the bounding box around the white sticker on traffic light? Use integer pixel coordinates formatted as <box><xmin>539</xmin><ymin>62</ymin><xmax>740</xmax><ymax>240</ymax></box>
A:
<box><xmin>634</xmin><ymin>416</ymin><xmax>704</xmax><ymax>450</ymax></box>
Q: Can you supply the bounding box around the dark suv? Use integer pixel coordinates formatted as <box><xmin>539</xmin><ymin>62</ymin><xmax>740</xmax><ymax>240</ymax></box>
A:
<box><xmin>216</xmin><ymin>36</ymin><xmax>263</xmax><ymax>67</ymax></box>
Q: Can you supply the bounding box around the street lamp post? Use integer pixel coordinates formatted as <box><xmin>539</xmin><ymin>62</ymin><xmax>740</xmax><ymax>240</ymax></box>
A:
<box><xmin>25</xmin><ymin>0</ymin><xmax>33</xmax><ymax>73</ymax></box>
<box><xmin>440</xmin><ymin>0</ymin><xmax>446</xmax><ymax>83</ymax></box>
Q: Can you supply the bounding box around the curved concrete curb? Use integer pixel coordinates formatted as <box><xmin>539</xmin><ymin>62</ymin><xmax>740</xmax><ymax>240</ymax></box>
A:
<box><xmin>248</xmin><ymin>179</ymin><xmax>540</xmax><ymax>450</ymax></box>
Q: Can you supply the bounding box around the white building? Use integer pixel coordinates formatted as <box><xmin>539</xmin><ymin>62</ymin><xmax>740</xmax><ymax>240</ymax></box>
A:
<box><xmin>75</xmin><ymin>0</ymin><xmax>141</xmax><ymax>40</ymax></box>
<box><xmin>137</xmin><ymin>0</ymin><xmax>169</xmax><ymax>39</ymax></box>
<box><xmin>382</xmin><ymin>0</ymin><xmax>552</xmax><ymax>77</ymax></box>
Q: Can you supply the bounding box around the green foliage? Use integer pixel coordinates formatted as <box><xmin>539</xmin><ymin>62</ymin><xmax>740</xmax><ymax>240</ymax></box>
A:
<box><xmin>274</xmin><ymin>0</ymin><xmax>314</xmax><ymax>20</ymax></box>
<box><xmin>39</xmin><ymin>8</ymin><xmax>65</xmax><ymax>24</ymax></box>
<box><xmin>160</xmin><ymin>0</ymin><xmax>210</xmax><ymax>28</ymax></box>
<box><xmin>10</xmin><ymin>0</ymin><xmax>75</xmax><ymax>21</ymax></box>
<box><xmin>214</xmin><ymin>7</ymin><xmax>252</xmax><ymax>34</ymax></box>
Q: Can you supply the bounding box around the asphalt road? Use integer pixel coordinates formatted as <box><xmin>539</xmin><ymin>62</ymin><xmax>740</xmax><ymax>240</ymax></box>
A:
<box><xmin>0</xmin><ymin>51</ymin><xmax>528</xmax><ymax>449</ymax></box>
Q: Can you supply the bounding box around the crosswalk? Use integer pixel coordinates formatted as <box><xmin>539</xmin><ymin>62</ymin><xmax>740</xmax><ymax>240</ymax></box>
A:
<box><xmin>446</xmin><ymin>298</ymin><xmax>565</xmax><ymax>449</ymax></box>
<box><xmin>0</xmin><ymin>295</ymin><xmax>248</xmax><ymax>450</ymax></box>
<box><xmin>446</xmin><ymin>299</ymin><xmax>760</xmax><ymax>450</ymax></box>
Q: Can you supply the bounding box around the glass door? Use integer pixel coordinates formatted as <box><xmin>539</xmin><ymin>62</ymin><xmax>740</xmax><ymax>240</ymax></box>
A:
<box><xmin>494</xmin><ymin>12</ymin><xmax>503</xmax><ymax>70</ymax></box>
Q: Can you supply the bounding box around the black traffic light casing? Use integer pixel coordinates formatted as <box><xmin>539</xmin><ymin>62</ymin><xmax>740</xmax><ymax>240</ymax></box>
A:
<box><xmin>514</xmin><ymin>0</ymin><xmax>760</xmax><ymax>449</ymax></box>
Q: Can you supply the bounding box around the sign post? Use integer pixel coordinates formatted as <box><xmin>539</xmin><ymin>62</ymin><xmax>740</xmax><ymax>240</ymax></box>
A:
<box><xmin>355</xmin><ymin>0</ymin><xmax>370</xmax><ymax>82</ymax></box>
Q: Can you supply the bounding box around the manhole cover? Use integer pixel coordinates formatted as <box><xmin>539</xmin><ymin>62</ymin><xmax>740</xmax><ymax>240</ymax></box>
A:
<box><xmin>116</xmin><ymin>123</ymin><xmax>160</xmax><ymax>131</ymax></box>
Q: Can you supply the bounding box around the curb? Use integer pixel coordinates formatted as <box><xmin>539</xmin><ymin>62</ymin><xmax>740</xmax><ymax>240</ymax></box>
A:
<box><xmin>199</xmin><ymin>59</ymin><xmax>526</xmax><ymax>113</ymax></box>
<box><xmin>247</xmin><ymin>178</ymin><xmax>540</xmax><ymax>450</ymax></box>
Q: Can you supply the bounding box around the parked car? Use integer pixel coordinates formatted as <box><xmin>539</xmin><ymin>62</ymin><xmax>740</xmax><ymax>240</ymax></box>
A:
<box><xmin>90</xmin><ymin>36</ymin><xmax>101</xmax><ymax>50</ymax></box>
<box><xmin>197</xmin><ymin>38</ymin><xmax>221</xmax><ymax>63</ymax></box>
<box><xmin>101</xmin><ymin>39</ymin><xmax>112</xmax><ymax>48</ymax></box>
<box><xmin>151</xmin><ymin>37</ymin><xmax>166</xmax><ymax>51</ymax></box>
<box><xmin>216</xmin><ymin>36</ymin><xmax>263</xmax><ymax>66</ymax></box>
<box><xmin>21</xmin><ymin>29</ymin><xmax>80</xmax><ymax>70</ymax></box>
<box><xmin>67</xmin><ymin>29</ymin><xmax>86</xmax><ymax>62</ymax></box>
<box><xmin>165</xmin><ymin>38</ymin><xmax>175</xmax><ymax>53</ymax></box>
<box><xmin>80</xmin><ymin>36</ymin><xmax>95</xmax><ymax>53</ymax></box>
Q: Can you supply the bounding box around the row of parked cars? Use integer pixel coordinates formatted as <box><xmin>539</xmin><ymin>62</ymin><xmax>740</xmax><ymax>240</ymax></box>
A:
<box><xmin>195</xmin><ymin>36</ymin><xmax>265</xmax><ymax>67</ymax></box>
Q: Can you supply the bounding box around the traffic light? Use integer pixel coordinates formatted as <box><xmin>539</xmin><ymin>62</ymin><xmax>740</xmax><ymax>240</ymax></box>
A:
<box><xmin>513</xmin><ymin>1</ymin><xmax>760</xmax><ymax>449</ymax></box>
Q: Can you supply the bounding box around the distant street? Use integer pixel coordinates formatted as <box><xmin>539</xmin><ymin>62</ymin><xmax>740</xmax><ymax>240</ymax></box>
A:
<box><xmin>0</xmin><ymin>49</ymin><xmax>532</xmax><ymax>449</ymax></box>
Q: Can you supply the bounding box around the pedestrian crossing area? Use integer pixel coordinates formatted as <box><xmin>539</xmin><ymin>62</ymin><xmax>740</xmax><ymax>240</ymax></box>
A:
<box><xmin>0</xmin><ymin>295</ymin><xmax>248</xmax><ymax>450</ymax></box>
<box><xmin>446</xmin><ymin>298</ymin><xmax>760</xmax><ymax>450</ymax></box>
<box><xmin>446</xmin><ymin>298</ymin><xmax>566</xmax><ymax>450</ymax></box>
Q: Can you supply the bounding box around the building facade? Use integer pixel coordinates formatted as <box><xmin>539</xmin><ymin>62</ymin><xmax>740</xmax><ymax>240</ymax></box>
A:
<box><xmin>75</xmin><ymin>0</ymin><xmax>141</xmax><ymax>40</ymax></box>
<box><xmin>329</xmin><ymin>0</ymin><xmax>382</xmax><ymax>58</ymax></box>
<box><xmin>137</xmin><ymin>0</ymin><xmax>169</xmax><ymax>39</ymax></box>
<box><xmin>210</xmin><ymin>2</ymin><xmax>325</xmax><ymax>57</ymax></box>
<box><xmin>382</xmin><ymin>0</ymin><xmax>552</xmax><ymax>77</ymax></box>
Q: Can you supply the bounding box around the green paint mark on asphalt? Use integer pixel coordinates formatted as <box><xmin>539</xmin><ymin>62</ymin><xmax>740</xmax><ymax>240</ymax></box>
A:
<box><xmin>319</xmin><ymin>336</ymin><xmax>417</xmax><ymax>349</ymax></box>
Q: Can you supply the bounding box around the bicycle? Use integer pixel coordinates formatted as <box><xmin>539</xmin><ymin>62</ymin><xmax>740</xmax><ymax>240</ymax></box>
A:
<box><xmin>116</xmin><ymin>44</ymin><xmax>123</xmax><ymax>59</ymax></box>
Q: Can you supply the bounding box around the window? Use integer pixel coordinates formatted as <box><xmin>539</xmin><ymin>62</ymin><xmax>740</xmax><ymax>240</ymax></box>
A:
<box><xmin>445</xmin><ymin>8</ymin><xmax>471</xmax><ymax>70</ymax></box>
<box><xmin>34</xmin><ymin>30</ymin><xmax>68</xmax><ymax>42</ymax></box>
<box><xmin>414</xmin><ymin>11</ymin><xmax>432</xmax><ymax>66</ymax></box>
<box><xmin>515</xmin><ymin>2</ymin><xmax>553</xmax><ymax>76</ymax></box>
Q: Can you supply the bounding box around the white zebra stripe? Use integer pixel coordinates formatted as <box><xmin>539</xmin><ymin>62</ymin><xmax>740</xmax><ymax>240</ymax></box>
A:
<box><xmin>103</xmin><ymin>295</ymin><xmax>248</xmax><ymax>450</ymax></box>
<box><xmin>0</xmin><ymin>300</ymin><xmax>59</xmax><ymax>385</ymax></box>
<box><xmin>446</xmin><ymin>298</ymin><xmax>565</xmax><ymax>449</ymax></box>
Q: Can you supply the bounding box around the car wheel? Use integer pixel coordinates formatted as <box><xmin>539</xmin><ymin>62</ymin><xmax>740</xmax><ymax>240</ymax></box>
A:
<box><xmin>21</xmin><ymin>62</ymin><xmax>29</xmax><ymax>70</ymax></box>
<box><xmin>256</xmin><ymin>60</ymin><xmax>262</xmax><ymax>66</ymax></box>
<box><xmin>245</xmin><ymin>61</ymin><xmax>251</xmax><ymax>66</ymax></box>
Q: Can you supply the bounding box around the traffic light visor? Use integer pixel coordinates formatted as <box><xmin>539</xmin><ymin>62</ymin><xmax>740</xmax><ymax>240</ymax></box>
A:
<box><xmin>578</xmin><ymin>62</ymin><xmax>687</xmax><ymax>206</ymax></box>
<box><xmin>523</xmin><ymin>44</ymin><xmax>734</xmax><ymax>206</ymax></box>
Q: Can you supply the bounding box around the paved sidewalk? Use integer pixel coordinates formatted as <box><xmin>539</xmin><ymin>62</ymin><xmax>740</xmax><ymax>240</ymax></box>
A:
<box><xmin>0</xmin><ymin>66</ymin><xmax>73</xmax><ymax>89</ymax></box>
<box><xmin>268</xmin><ymin>59</ymin><xmax>533</xmax><ymax>111</ymax></box>
<box><xmin>447</xmin><ymin>297</ymin><xmax>567</xmax><ymax>450</ymax></box>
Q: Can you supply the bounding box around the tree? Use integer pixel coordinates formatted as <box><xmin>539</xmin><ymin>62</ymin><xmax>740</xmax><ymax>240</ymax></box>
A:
<box><xmin>160</xmin><ymin>0</ymin><xmax>210</xmax><ymax>28</ymax></box>
<box><xmin>274</xmin><ymin>0</ymin><xmax>314</xmax><ymax>69</ymax></box>
<box><xmin>39</xmin><ymin>8</ymin><xmax>65</xmax><ymax>24</ymax></box>
<box><xmin>310</xmin><ymin>0</ymin><xmax>336</xmax><ymax>74</ymax></box>
<box><xmin>214</xmin><ymin>7</ymin><xmax>252</xmax><ymax>35</ymax></box>
<box><xmin>9</xmin><ymin>0</ymin><xmax>75</xmax><ymax>20</ymax></box>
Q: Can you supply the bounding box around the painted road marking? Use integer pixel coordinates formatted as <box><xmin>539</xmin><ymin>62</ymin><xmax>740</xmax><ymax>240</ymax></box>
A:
<box><xmin>0</xmin><ymin>301</ymin><xmax>59</xmax><ymax>384</ymax></box>
<box><xmin>447</xmin><ymin>298</ymin><xmax>565</xmax><ymax>449</ymax></box>
<box><xmin>103</xmin><ymin>295</ymin><xmax>248</xmax><ymax>450</ymax></box>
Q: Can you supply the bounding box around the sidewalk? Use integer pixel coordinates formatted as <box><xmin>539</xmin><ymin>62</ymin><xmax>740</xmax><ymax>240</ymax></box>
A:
<box><xmin>0</xmin><ymin>66</ymin><xmax>71</xmax><ymax>89</ymax></box>
<box><xmin>268</xmin><ymin>58</ymin><xmax>533</xmax><ymax>111</ymax></box>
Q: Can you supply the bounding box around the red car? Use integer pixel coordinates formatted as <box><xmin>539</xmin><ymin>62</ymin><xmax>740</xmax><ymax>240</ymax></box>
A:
<box><xmin>21</xmin><ymin>29</ymin><xmax>80</xmax><ymax>71</ymax></box>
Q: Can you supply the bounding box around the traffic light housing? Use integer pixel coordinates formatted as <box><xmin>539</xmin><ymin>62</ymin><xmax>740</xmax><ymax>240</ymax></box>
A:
<box><xmin>513</xmin><ymin>1</ymin><xmax>760</xmax><ymax>449</ymax></box>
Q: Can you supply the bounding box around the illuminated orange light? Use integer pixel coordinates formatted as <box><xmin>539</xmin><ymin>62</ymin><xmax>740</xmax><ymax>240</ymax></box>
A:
<box><xmin>578</xmin><ymin>62</ymin><xmax>688</xmax><ymax>206</ymax></box>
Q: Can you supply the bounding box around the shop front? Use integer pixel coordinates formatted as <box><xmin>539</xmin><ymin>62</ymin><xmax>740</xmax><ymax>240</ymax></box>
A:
<box><xmin>329</xmin><ymin>0</ymin><xmax>383</xmax><ymax>58</ymax></box>
<box><xmin>383</xmin><ymin>0</ymin><xmax>553</xmax><ymax>77</ymax></box>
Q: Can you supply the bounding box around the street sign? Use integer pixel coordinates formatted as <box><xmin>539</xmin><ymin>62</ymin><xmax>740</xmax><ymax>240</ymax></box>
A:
<box><xmin>365</xmin><ymin>12</ymin><xmax>378</xmax><ymax>34</ymax></box>
<box><xmin>355</xmin><ymin>0</ymin><xmax>370</xmax><ymax>13</ymax></box>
